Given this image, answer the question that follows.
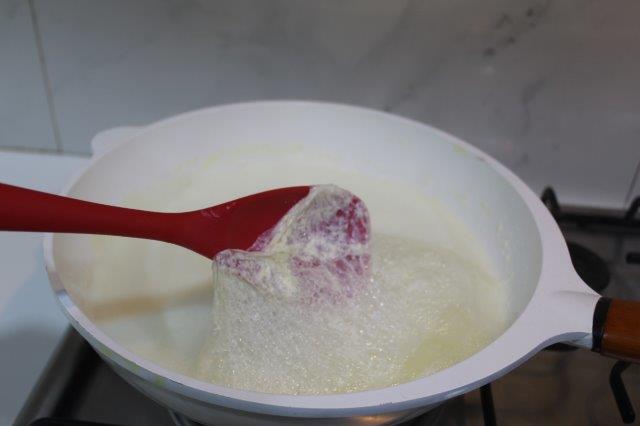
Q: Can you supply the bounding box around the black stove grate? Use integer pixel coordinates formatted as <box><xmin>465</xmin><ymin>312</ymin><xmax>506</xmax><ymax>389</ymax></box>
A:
<box><xmin>541</xmin><ymin>188</ymin><xmax>640</xmax><ymax>233</ymax></box>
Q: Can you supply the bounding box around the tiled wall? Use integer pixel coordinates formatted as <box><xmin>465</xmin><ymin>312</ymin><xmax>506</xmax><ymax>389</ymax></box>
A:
<box><xmin>1</xmin><ymin>0</ymin><xmax>639</xmax><ymax>208</ymax></box>
<box><xmin>0</xmin><ymin>0</ymin><xmax>55</xmax><ymax>151</ymax></box>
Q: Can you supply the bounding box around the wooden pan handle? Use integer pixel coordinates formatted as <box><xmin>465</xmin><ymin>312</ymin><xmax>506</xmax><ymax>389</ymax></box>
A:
<box><xmin>593</xmin><ymin>297</ymin><xmax>640</xmax><ymax>362</ymax></box>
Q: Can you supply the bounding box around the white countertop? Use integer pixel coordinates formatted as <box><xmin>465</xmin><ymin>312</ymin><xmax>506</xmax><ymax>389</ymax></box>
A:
<box><xmin>0</xmin><ymin>150</ymin><xmax>87</xmax><ymax>425</ymax></box>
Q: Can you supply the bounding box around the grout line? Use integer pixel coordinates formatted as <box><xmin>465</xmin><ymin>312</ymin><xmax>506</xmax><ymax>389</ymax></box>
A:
<box><xmin>28</xmin><ymin>0</ymin><xmax>63</xmax><ymax>153</ymax></box>
<box><xmin>624</xmin><ymin>158</ymin><xmax>640</xmax><ymax>204</ymax></box>
<box><xmin>0</xmin><ymin>145</ymin><xmax>89</xmax><ymax>158</ymax></box>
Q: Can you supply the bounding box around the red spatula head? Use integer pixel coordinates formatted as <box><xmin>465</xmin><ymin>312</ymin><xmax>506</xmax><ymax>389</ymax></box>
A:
<box><xmin>214</xmin><ymin>185</ymin><xmax>372</xmax><ymax>303</ymax></box>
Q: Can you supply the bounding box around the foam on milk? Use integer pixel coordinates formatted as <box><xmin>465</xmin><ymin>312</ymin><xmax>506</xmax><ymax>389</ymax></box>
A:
<box><xmin>197</xmin><ymin>233</ymin><xmax>504</xmax><ymax>394</ymax></box>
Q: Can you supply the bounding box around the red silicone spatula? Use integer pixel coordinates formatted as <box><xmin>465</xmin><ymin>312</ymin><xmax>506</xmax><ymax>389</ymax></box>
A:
<box><xmin>0</xmin><ymin>182</ymin><xmax>310</xmax><ymax>259</ymax></box>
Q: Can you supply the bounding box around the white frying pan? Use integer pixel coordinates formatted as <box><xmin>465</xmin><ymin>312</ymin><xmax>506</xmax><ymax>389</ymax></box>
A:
<box><xmin>44</xmin><ymin>102</ymin><xmax>640</xmax><ymax>425</ymax></box>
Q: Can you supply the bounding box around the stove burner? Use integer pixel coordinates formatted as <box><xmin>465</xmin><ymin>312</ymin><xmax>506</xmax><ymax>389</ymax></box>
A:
<box><xmin>567</xmin><ymin>242</ymin><xmax>610</xmax><ymax>292</ymax></box>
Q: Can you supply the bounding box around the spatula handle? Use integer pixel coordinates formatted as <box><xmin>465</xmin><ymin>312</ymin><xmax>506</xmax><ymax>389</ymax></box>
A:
<box><xmin>0</xmin><ymin>182</ymin><xmax>181</xmax><ymax>242</ymax></box>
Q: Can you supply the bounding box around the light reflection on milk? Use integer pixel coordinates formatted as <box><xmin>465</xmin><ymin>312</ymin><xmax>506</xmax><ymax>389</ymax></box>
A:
<box><xmin>87</xmin><ymin>151</ymin><xmax>508</xmax><ymax>394</ymax></box>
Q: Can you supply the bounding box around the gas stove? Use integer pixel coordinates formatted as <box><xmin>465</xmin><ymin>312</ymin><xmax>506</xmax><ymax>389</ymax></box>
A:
<box><xmin>14</xmin><ymin>187</ymin><xmax>640</xmax><ymax>426</ymax></box>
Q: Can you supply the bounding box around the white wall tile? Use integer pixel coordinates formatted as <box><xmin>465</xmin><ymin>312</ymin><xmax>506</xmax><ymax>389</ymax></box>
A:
<box><xmin>34</xmin><ymin>0</ymin><xmax>640</xmax><ymax>207</ymax></box>
<box><xmin>0</xmin><ymin>0</ymin><xmax>56</xmax><ymax>151</ymax></box>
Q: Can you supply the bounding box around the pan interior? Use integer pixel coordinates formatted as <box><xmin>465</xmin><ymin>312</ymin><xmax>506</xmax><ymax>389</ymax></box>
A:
<box><xmin>51</xmin><ymin>103</ymin><xmax>543</xmax><ymax>394</ymax></box>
